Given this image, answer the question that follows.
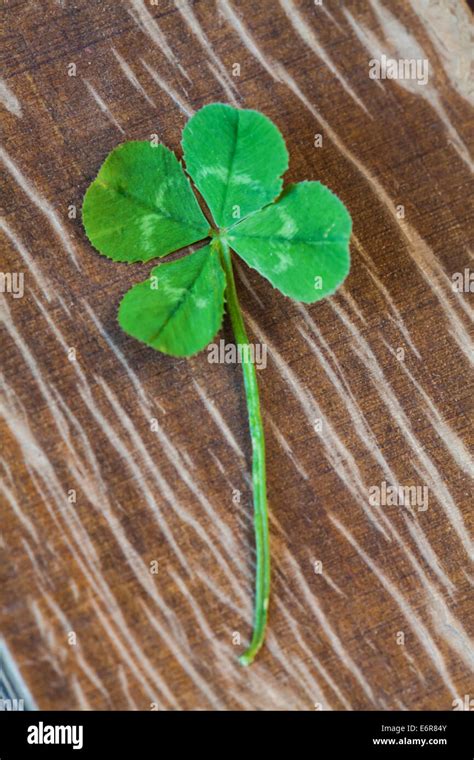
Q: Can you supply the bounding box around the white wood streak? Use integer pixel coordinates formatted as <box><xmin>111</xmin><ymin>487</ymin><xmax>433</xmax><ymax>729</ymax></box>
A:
<box><xmin>179</xmin><ymin>447</ymin><xmax>195</xmax><ymax>471</ymax></box>
<box><xmin>127</xmin><ymin>0</ymin><xmax>191</xmax><ymax>82</ymax></box>
<box><xmin>234</xmin><ymin>261</ymin><xmax>265</xmax><ymax>309</ymax></box>
<box><xmin>209</xmin><ymin>449</ymin><xmax>226</xmax><ymax>477</ymax></box>
<box><xmin>352</xmin><ymin>234</ymin><xmax>421</xmax><ymax>358</ymax></box>
<box><xmin>170</xmin><ymin>570</ymin><xmax>241</xmax><ymax>663</ymax></box>
<box><xmin>319</xmin><ymin>4</ymin><xmax>344</xmax><ymax>35</ymax></box>
<box><xmin>111</xmin><ymin>48</ymin><xmax>156</xmax><ymax>107</ymax></box>
<box><xmin>268</xmin><ymin>415</ymin><xmax>309</xmax><ymax>481</ymax></box>
<box><xmin>0</xmin><ymin>147</ymin><xmax>80</xmax><ymax>269</ymax></box>
<box><xmin>1</xmin><ymin>299</ymin><xmax>80</xmax><ymax>453</ymax></box>
<box><xmin>295</xmin><ymin>306</ymin><xmax>463</xmax><ymax>602</ymax></box>
<box><xmin>205</xmin><ymin>61</ymin><xmax>240</xmax><ymax>106</ymax></box>
<box><xmin>141</xmin><ymin>602</ymin><xmax>224</xmax><ymax>709</ymax></box>
<box><xmin>0</xmin><ymin>387</ymin><xmax>172</xmax><ymax>706</ymax></box>
<box><xmin>41</xmin><ymin>591</ymin><xmax>110</xmax><ymax>700</ymax></box>
<box><xmin>71</xmin><ymin>677</ymin><xmax>92</xmax><ymax>710</ymax></box>
<box><xmin>90</xmin><ymin>598</ymin><xmax>176</xmax><ymax>708</ymax></box>
<box><xmin>83</xmin><ymin>300</ymin><xmax>165</xmax><ymax>414</ymax></box>
<box><xmin>279</xmin><ymin>0</ymin><xmax>371</xmax><ymax>117</ymax></box>
<box><xmin>1</xmin><ymin>479</ymin><xmax>39</xmax><ymax>543</ymax></box>
<box><xmin>382</xmin><ymin>338</ymin><xmax>474</xmax><ymax>480</ymax></box>
<box><xmin>192</xmin><ymin>378</ymin><xmax>245</xmax><ymax>458</ymax></box>
<box><xmin>174</xmin><ymin>0</ymin><xmax>239</xmax><ymax>105</ymax></box>
<box><xmin>403</xmin><ymin>517</ymin><xmax>456</xmax><ymax>599</ymax></box>
<box><xmin>28</xmin><ymin>599</ymin><xmax>65</xmax><ymax>676</ymax></box>
<box><xmin>410</xmin><ymin>0</ymin><xmax>473</xmax><ymax>104</ymax></box>
<box><xmin>83</xmin><ymin>80</ymin><xmax>125</xmax><ymax>134</ymax></box>
<box><xmin>402</xmin><ymin>646</ymin><xmax>427</xmax><ymax>684</ymax></box>
<box><xmin>345</xmin><ymin>2</ymin><xmax>473</xmax><ymax>171</ymax></box>
<box><xmin>283</xmin><ymin>550</ymin><xmax>376</xmax><ymax>703</ymax></box>
<box><xmin>276</xmin><ymin>599</ymin><xmax>352</xmax><ymax>709</ymax></box>
<box><xmin>141</xmin><ymin>59</ymin><xmax>194</xmax><ymax>116</ymax></box>
<box><xmin>0</xmin><ymin>219</ymin><xmax>53</xmax><ymax>301</ymax></box>
<box><xmin>118</xmin><ymin>666</ymin><xmax>139</xmax><ymax>710</ymax></box>
<box><xmin>218</xmin><ymin>0</ymin><xmax>279</xmax><ymax>82</ymax></box>
<box><xmin>319</xmin><ymin>570</ymin><xmax>346</xmax><ymax>598</ymax></box>
<box><xmin>330</xmin><ymin>516</ymin><xmax>459</xmax><ymax>697</ymax></box>
<box><xmin>331</xmin><ymin>300</ymin><xmax>472</xmax><ymax>557</ymax></box>
<box><xmin>265</xmin><ymin>631</ymin><xmax>330</xmax><ymax>709</ymax></box>
<box><xmin>21</xmin><ymin>539</ymin><xmax>49</xmax><ymax>586</ymax></box>
<box><xmin>0</xmin><ymin>78</ymin><xmax>22</xmax><ymax>117</ymax></box>
<box><xmin>370</xmin><ymin>0</ymin><xmax>473</xmax><ymax>168</ymax></box>
<box><xmin>338</xmin><ymin>286</ymin><xmax>367</xmax><ymax>325</ymax></box>
<box><xmin>423</xmin><ymin>581</ymin><xmax>474</xmax><ymax>672</ymax></box>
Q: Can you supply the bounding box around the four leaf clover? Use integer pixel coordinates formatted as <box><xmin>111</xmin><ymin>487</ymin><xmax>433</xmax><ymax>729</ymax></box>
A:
<box><xmin>82</xmin><ymin>103</ymin><xmax>352</xmax><ymax>664</ymax></box>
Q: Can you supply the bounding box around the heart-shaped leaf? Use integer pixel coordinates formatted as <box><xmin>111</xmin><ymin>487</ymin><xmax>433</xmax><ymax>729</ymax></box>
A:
<box><xmin>182</xmin><ymin>103</ymin><xmax>288</xmax><ymax>229</ymax></box>
<box><xmin>82</xmin><ymin>141</ymin><xmax>210</xmax><ymax>263</ymax></box>
<box><xmin>118</xmin><ymin>244</ymin><xmax>225</xmax><ymax>356</ymax></box>
<box><xmin>228</xmin><ymin>182</ymin><xmax>351</xmax><ymax>302</ymax></box>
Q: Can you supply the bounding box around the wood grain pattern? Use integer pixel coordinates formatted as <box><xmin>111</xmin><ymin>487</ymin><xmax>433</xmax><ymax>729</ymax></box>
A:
<box><xmin>1</xmin><ymin>0</ymin><xmax>473</xmax><ymax>710</ymax></box>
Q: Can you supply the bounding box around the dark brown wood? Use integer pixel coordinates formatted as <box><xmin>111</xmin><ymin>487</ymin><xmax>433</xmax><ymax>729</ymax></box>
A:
<box><xmin>1</xmin><ymin>0</ymin><xmax>473</xmax><ymax>710</ymax></box>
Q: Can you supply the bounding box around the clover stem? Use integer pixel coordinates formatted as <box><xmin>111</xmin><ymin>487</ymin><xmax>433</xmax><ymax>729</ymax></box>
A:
<box><xmin>217</xmin><ymin>238</ymin><xmax>270</xmax><ymax>666</ymax></box>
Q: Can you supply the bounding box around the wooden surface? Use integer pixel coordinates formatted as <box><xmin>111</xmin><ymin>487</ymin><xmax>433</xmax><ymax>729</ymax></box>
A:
<box><xmin>1</xmin><ymin>0</ymin><xmax>473</xmax><ymax>711</ymax></box>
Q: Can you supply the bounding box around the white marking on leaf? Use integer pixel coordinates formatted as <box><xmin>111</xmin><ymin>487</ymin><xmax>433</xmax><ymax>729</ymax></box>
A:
<box><xmin>273</xmin><ymin>251</ymin><xmax>294</xmax><ymax>273</ymax></box>
<box><xmin>277</xmin><ymin>208</ymin><xmax>298</xmax><ymax>237</ymax></box>
<box><xmin>196</xmin><ymin>165</ymin><xmax>228</xmax><ymax>182</ymax></box>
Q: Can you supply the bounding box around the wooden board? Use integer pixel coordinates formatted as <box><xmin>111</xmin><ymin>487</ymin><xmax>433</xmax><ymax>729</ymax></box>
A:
<box><xmin>1</xmin><ymin>0</ymin><xmax>473</xmax><ymax>710</ymax></box>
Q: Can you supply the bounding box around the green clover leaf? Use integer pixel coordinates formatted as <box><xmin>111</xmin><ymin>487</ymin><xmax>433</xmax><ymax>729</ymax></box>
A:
<box><xmin>181</xmin><ymin>102</ymin><xmax>289</xmax><ymax>228</ymax></box>
<box><xmin>82</xmin><ymin>141</ymin><xmax>210</xmax><ymax>262</ymax></box>
<box><xmin>82</xmin><ymin>103</ymin><xmax>352</xmax><ymax>666</ymax></box>
<box><xmin>227</xmin><ymin>182</ymin><xmax>351</xmax><ymax>302</ymax></box>
<box><xmin>118</xmin><ymin>244</ymin><xmax>225</xmax><ymax>357</ymax></box>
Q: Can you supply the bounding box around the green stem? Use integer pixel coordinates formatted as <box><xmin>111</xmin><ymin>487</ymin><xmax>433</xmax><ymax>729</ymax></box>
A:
<box><xmin>216</xmin><ymin>237</ymin><xmax>270</xmax><ymax>666</ymax></box>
